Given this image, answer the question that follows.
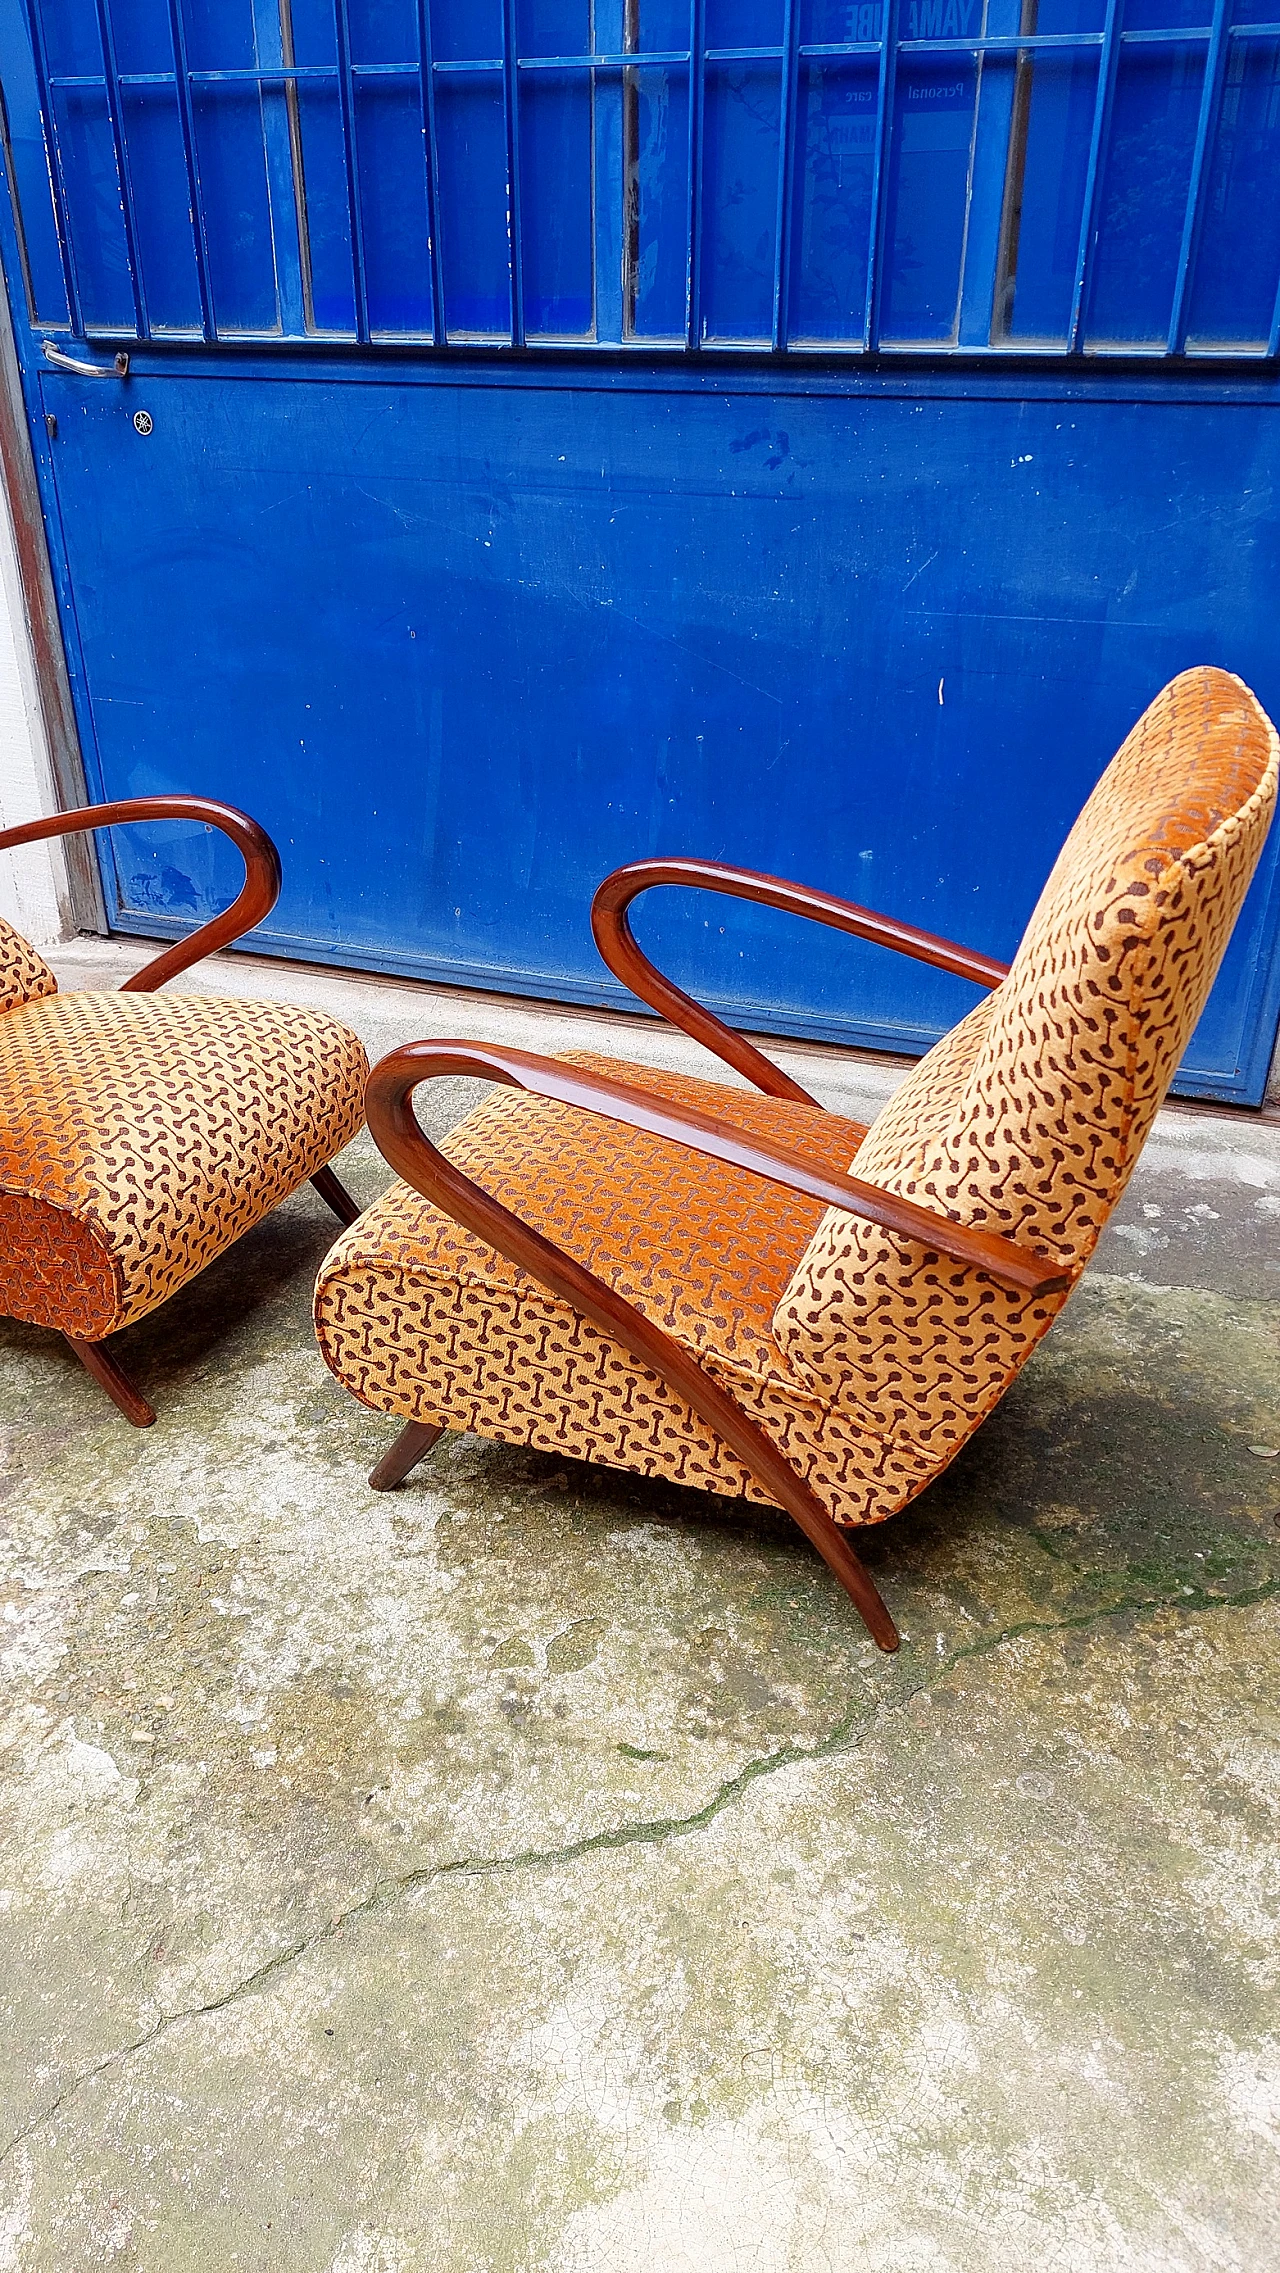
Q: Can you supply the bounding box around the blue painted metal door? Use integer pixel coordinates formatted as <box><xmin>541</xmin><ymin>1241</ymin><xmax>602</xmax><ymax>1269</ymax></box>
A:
<box><xmin>1</xmin><ymin>0</ymin><xmax>1278</xmax><ymax>1099</ymax></box>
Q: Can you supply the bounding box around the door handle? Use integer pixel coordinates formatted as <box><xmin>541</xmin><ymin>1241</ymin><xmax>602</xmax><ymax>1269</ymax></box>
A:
<box><xmin>41</xmin><ymin>341</ymin><xmax>130</xmax><ymax>378</ymax></box>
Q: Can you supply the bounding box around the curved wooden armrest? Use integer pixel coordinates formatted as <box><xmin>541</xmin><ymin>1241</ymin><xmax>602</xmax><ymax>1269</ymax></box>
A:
<box><xmin>590</xmin><ymin>857</ymin><xmax>1011</xmax><ymax>1105</ymax></box>
<box><xmin>0</xmin><ymin>796</ymin><xmax>281</xmax><ymax>991</ymax></box>
<box><xmin>366</xmin><ymin>1039</ymin><xmax>1069</xmax><ymax>1303</ymax></box>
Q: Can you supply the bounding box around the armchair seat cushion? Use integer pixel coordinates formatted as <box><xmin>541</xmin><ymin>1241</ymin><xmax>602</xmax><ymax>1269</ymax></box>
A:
<box><xmin>0</xmin><ymin>987</ymin><xmax>368</xmax><ymax>1339</ymax></box>
<box><xmin>314</xmin><ymin>1054</ymin><xmax>942</xmax><ymax>1524</ymax></box>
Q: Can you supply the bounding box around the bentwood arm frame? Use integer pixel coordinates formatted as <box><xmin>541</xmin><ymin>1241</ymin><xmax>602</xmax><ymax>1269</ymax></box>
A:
<box><xmin>0</xmin><ymin>796</ymin><xmax>361</xmax><ymax>1423</ymax></box>
<box><xmin>590</xmin><ymin>857</ymin><xmax>1011</xmax><ymax>1104</ymax></box>
<box><xmin>0</xmin><ymin>795</ymin><xmax>285</xmax><ymax>990</ymax></box>
<box><xmin>365</xmin><ymin>1042</ymin><xmax>1070</xmax><ymax>1654</ymax></box>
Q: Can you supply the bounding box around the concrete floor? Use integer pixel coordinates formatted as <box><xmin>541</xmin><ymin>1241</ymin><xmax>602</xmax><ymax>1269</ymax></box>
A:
<box><xmin>2</xmin><ymin>943</ymin><xmax>1278</xmax><ymax>2270</ymax></box>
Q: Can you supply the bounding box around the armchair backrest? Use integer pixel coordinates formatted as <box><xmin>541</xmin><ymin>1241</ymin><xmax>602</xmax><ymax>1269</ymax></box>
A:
<box><xmin>772</xmin><ymin>667</ymin><xmax>1279</xmax><ymax>1445</ymax></box>
<box><xmin>0</xmin><ymin>918</ymin><xmax>57</xmax><ymax>1016</ymax></box>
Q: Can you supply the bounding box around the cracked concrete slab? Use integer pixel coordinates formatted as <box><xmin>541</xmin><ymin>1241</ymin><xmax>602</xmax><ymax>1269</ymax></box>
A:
<box><xmin>3</xmin><ymin>967</ymin><xmax>1280</xmax><ymax>2269</ymax></box>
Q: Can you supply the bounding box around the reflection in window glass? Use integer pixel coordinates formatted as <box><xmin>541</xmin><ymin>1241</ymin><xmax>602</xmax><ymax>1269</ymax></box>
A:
<box><xmin>799</xmin><ymin>0</ymin><xmax>884</xmax><ymax>37</ymax></box>
<box><xmin>625</xmin><ymin>67</ymin><xmax>691</xmax><ymax>338</ymax></box>
<box><xmin>515</xmin><ymin>1</ymin><xmax>593</xmax><ymax>56</ymax></box>
<box><xmin>1086</xmin><ymin>43</ymin><xmax>1205</xmax><ymax>343</ymax></box>
<box><xmin>120</xmin><ymin>85</ymin><xmax>205</xmax><ymax>331</ymax></box>
<box><xmin>1120</xmin><ymin>0</ymin><xmax>1210</xmax><ymax>27</ymax></box>
<box><xmin>1030</xmin><ymin>0</ymin><xmax>1106</xmax><ymax>28</ymax></box>
<box><xmin>521</xmin><ymin>71</ymin><xmax>595</xmax><ymax>335</ymax></box>
<box><xmin>356</xmin><ymin>84</ymin><xmax>435</xmax><ymax>335</ymax></box>
<box><xmin>431</xmin><ymin>0</ymin><xmax>504</xmax><ymax>63</ymax></box>
<box><xmin>881</xmin><ymin>59</ymin><xmax>980</xmax><ymax>342</ymax></box>
<box><xmin>52</xmin><ymin>88</ymin><xmax>137</xmax><ymax>331</ymax></box>
<box><xmin>788</xmin><ymin>61</ymin><xmax>877</xmax><ymax>341</ymax></box>
<box><xmin>435</xmin><ymin>76</ymin><xmax>512</xmax><ymax>337</ymax></box>
<box><xmin>996</xmin><ymin>52</ymin><xmax>1098</xmax><ymax>341</ymax></box>
<box><xmin>344</xmin><ymin>0</ymin><xmax>417</xmax><ymax>64</ymax></box>
<box><xmin>700</xmin><ymin>62</ymin><xmax>782</xmax><ymax>340</ymax></box>
<box><xmin>1186</xmin><ymin>34</ymin><xmax>1280</xmax><ymax>347</ymax></box>
<box><xmin>20</xmin><ymin>0</ymin><xmax>1280</xmax><ymax>357</ymax></box>
<box><xmin>705</xmin><ymin>0</ymin><xmax>785</xmax><ymax>46</ymax></box>
<box><xmin>634</xmin><ymin>0</ymin><xmax>690</xmax><ymax>50</ymax></box>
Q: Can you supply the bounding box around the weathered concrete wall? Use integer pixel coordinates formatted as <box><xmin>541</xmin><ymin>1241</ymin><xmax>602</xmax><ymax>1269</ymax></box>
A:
<box><xmin>0</xmin><ymin>469</ymin><xmax>67</xmax><ymax>944</ymax></box>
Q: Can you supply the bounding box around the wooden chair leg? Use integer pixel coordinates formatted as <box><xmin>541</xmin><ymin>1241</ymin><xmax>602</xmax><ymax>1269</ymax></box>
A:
<box><xmin>370</xmin><ymin>1419</ymin><xmax>444</xmax><ymax>1491</ymax></box>
<box><xmin>795</xmin><ymin>1502</ymin><xmax>899</xmax><ymax>1653</ymax></box>
<box><xmin>65</xmin><ymin>1336</ymin><xmax>156</xmax><ymax>1427</ymax></box>
<box><xmin>311</xmin><ymin>1164</ymin><xmax>362</xmax><ymax>1227</ymax></box>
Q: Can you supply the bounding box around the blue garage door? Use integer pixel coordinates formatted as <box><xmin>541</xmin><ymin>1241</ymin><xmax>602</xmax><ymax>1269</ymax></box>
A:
<box><xmin>1</xmin><ymin>0</ymin><xmax>1278</xmax><ymax>1096</ymax></box>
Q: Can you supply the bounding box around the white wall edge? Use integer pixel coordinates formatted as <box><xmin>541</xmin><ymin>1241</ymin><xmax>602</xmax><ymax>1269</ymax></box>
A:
<box><xmin>0</xmin><ymin>454</ymin><xmax>70</xmax><ymax>946</ymax></box>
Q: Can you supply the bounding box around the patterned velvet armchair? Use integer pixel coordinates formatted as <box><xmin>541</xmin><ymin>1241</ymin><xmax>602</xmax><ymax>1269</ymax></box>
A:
<box><xmin>315</xmin><ymin>669</ymin><xmax>1277</xmax><ymax>1650</ymax></box>
<box><xmin>0</xmin><ymin>797</ymin><xmax>368</xmax><ymax>1425</ymax></box>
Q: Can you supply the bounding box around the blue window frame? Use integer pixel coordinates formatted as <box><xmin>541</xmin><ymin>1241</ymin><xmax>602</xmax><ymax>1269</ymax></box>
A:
<box><xmin>6</xmin><ymin>0</ymin><xmax>1280</xmax><ymax>353</ymax></box>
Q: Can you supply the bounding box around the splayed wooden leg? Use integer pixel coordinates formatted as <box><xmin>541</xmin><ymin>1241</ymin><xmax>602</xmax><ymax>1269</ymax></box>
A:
<box><xmin>795</xmin><ymin>1502</ymin><xmax>899</xmax><ymax>1652</ymax></box>
<box><xmin>369</xmin><ymin>1419</ymin><xmax>444</xmax><ymax>1491</ymax></box>
<box><xmin>311</xmin><ymin>1165</ymin><xmax>362</xmax><ymax>1227</ymax></box>
<box><xmin>65</xmin><ymin>1336</ymin><xmax>156</xmax><ymax>1427</ymax></box>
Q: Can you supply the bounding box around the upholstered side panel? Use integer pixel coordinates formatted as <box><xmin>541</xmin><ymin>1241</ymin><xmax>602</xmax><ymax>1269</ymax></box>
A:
<box><xmin>316</xmin><ymin>1225</ymin><xmax>939</xmax><ymax>1526</ymax></box>
<box><xmin>0</xmin><ymin>989</ymin><xmax>369</xmax><ymax>1333</ymax></box>
<box><xmin>0</xmin><ymin>1188</ymin><xmax>121</xmax><ymax>1338</ymax></box>
<box><xmin>0</xmin><ymin>918</ymin><xmax>58</xmax><ymax>1016</ymax></box>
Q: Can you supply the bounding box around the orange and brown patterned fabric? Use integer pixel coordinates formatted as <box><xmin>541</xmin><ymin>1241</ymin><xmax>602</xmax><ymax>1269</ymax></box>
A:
<box><xmin>0</xmin><ymin>915</ymin><xmax>58</xmax><ymax>1015</ymax></box>
<box><xmin>315</xmin><ymin>666</ymin><xmax>1278</xmax><ymax>1530</ymax></box>
<box><xmin>0</xmin><ymin>983</ymin><xmax>368</xmax><ymax>1341</ymax></box>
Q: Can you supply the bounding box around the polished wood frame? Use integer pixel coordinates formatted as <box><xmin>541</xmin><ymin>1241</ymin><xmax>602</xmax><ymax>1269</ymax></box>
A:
<box><xmin>0</xmin><ymin>794</ymin><xmax>283</xmax><ymax>987</ymax></box>
<box><xmin>590</xmin><ymin>856</ymin><xmax>1010</xmax><ymax>1102</ymax></box>
<box><xmin>362</xmin><ymin>865</ymin><xmax>1052</xmax><ymax>1653</ymax></box>
<box><xmin>1</xmin><ymin>796</ymin><xmax>360</xmax><ymax>1422</ymax></box>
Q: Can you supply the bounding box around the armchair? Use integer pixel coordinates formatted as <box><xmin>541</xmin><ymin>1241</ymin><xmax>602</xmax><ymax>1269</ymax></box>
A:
<box><xmin>315</xmin><ymin>669</ymin><xmax>1278</xmax><ymax>1650</ymax></box>
<box><xmin>1</xmin><ymin>796</ymin><xmax>368</xmax><ymax>1424</ymax></box>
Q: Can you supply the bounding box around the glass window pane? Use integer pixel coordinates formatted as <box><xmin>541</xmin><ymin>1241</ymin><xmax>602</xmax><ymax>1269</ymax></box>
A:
<box><xmin>121</xmin><ymin>87</ymin><xmax>205</xmax><ymax>330</ymax></box>
<box><xmin>515</xmin><ymin>0</ymin><xmax>592</xmax><ymax>52</ymax></box>
<box><xmin>431</xmin><ymin>0</ymin><xmax>504</xmax><ymax>63</ymax></box>
<box><xmin>788</xmin><ymin>59</ymin><xmax>877</xmax><ymax>342</ymax></box>
<box><xmin>998</xmin><ymin>50</ymin><xmax>1099</xmax><ymax>340</ymax></box>
<box><xmin>1186</xmin><ymin>34</ymin><xmax>1280</xmax><ymax>347</ymax></box>
<box><xmin>520</xmin><ymin>71</ymin><xmax>594</xmax><ymax>334</ymax></box>
<box><xmin>1086</xmin><ymin>40</ymin><xmax>1205</xmax><ymax>344</ymax></box>
<box><xmin>41</xmin><ymin>1</ymin><xmax>108</xmax><ymax>78</ymax></box>
<box><xmin>435</xmin><ymin>75</ymin><xmax>512</xmax><ymax>335</ymax></box>
<box><xmin>901</xmin><ymin>0</ymin><xmax>985</xmax><ymax>32</ymax></box>
<box><xmin>1032</xmin><ymin>0</ymin><xmax>1107</xmax><ymax>28</ymax></box>
<box><xmin>293</xmin><ymin>84</ymin><xmax>359</xmax><ymax>333</ymax></box>
<box><xmin>705</xmin><ymin>0</ymin><xmax>784</xmax><ymax>45</ymax></box>
<box><xmin>192</xmin><ymin>85</ymin><xmax>281</xmax><ymax>331</ymax></box>
<box><xmin>636</xmin><ymin>0</ymin><xmax>691</xmax><ymax>51</ymax></box>
<box><xmin>52</xmin><ymin>88</ymin><xmax>136</xmax><ymax>330</ymax></box>
<box><xmin>355</xmin><ymin>83</ymin><xmax>434</xmax><ymax>334</ymax></box>
<box><xmin>287</xmin><ymin>0</ymin><xmax>339</xmax><ymax>63</ymax></box>
<box><xmin>799</xmin><ymin>0</ymin><xmax>884</xmax><ymax>37</ymax></box>
<box><xmin>109</xmin><ymin>0</ymin><xmax>180</xmax><ymax>74</ymax></box>
<box><xmin>880</xmin><ymin>59</ymin><xmax>979</xmax><ymax>343</ymax></box>
<box><xmin>1122</xmin><ymin>0</ymin><xmax>1211</xmax><ymax>25</ymax></box>
<box><xmin>627</xmin><ymin>64</ymin><xmax>691</xmax><ymax>338</ymax></box>
<box><xmin>1</xmin><ymin>17</ymin><xmax>70</xmax><ymax>324</ymax></box>
<box><xmin>346</xmin><ymin>0</ymin><xmax>417</xmax><ymax>61</ymax></box>
<box><xmin>181</xmin><ymin>0</ymin><xmax>260</xmax><ymax>69</ymax></box>
<box><xmin>700</xmin><ymin>61</ymin><xmax>782</xmax><ymax>340</ymax></box>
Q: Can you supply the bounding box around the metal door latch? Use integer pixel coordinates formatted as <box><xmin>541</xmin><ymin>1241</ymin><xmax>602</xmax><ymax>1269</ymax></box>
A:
<box><xmin>41</xmin><ymin>341</ymin><xmax>130</xmax><ymax>378</ymax></box>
